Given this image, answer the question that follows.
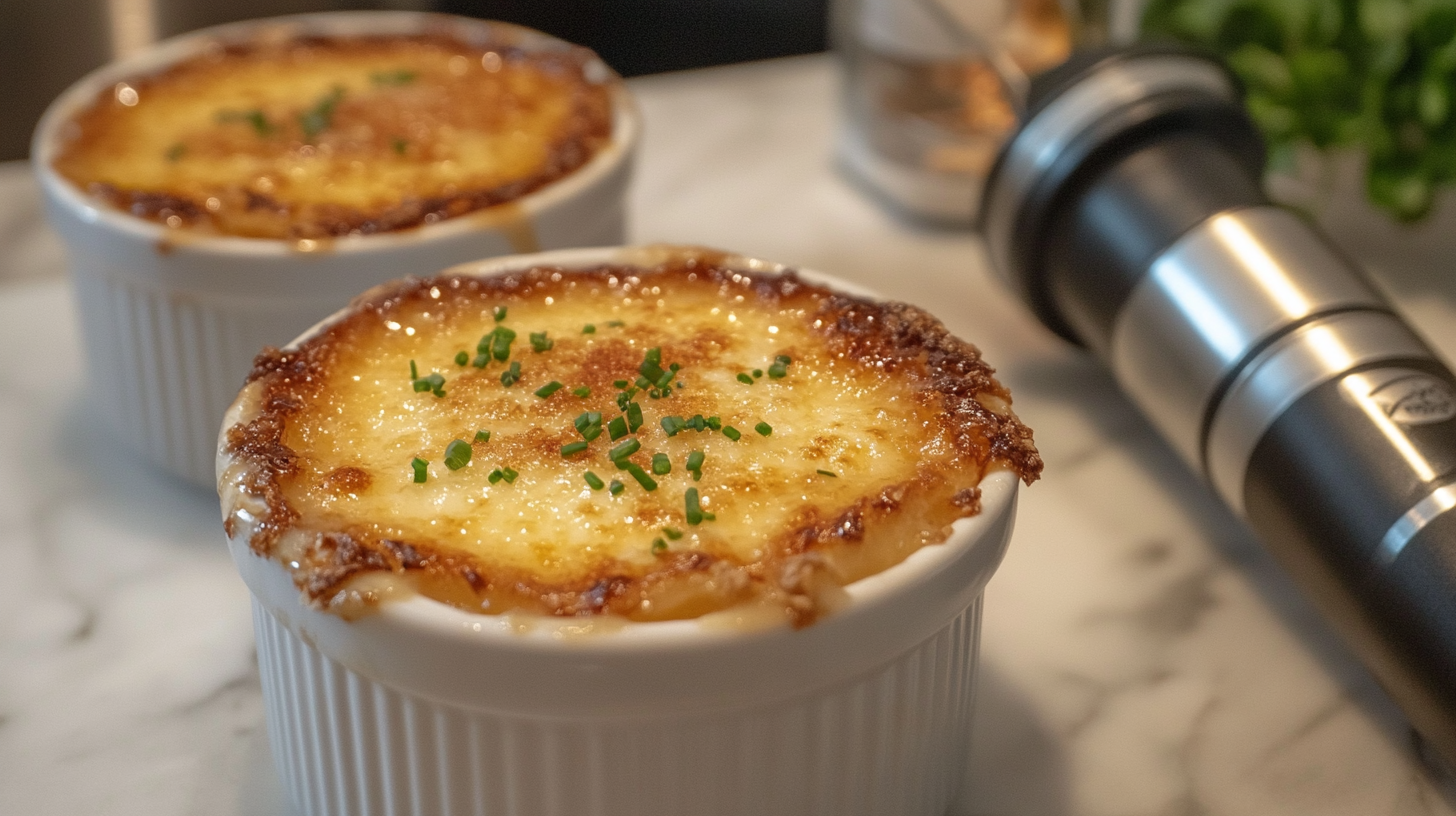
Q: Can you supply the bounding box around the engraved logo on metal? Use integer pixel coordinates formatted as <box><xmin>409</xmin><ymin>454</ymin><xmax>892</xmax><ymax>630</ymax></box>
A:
<box><xmin>1367</xmin><ymin>372</ymin><xmax>1456</xmax><ymax>425</ymax></box>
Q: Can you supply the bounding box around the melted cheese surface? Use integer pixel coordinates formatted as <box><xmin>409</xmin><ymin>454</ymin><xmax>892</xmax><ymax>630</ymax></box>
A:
<box><xmin>51</xmin><ymin>34</ymin><xmax>613</xmax><ymax>239</ymax></box>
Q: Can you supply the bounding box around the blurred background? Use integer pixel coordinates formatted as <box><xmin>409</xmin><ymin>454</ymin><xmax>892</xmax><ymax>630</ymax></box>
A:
<box><xmin>0</xmin><ymin>0</ymin><xmax>830</xmax><ymax>162</ymax></box>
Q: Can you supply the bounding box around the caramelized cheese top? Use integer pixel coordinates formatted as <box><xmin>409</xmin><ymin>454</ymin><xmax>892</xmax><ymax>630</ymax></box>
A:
<box><xmin>220</xmin><ymin>254</ymin><xmax>1041</xmax><ymax>625</ymax></box>
<box><xmin>51</xmin><ymin>33</ymin><xmax>614</xmax><ymax>240</ymax></box>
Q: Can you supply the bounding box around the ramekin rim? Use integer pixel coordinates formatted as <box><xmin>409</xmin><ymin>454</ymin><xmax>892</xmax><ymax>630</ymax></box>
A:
<box><xmin>29</xmin><ymin>10</ymin><xmax>640</xmax><ymax>257</ymax></box>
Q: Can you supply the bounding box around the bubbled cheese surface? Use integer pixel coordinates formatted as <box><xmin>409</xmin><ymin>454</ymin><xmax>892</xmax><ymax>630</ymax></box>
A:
<box><xmin>51</xmin><ymin>34</ymin><xmax>613</xmax><ymax>240</ymax></box>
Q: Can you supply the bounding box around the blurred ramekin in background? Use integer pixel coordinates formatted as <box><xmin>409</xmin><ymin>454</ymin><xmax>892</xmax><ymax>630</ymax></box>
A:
<box><xmin>32</xmin><ymin>12</ymin><xmax>639</xmax><ymax>487</ymax></box>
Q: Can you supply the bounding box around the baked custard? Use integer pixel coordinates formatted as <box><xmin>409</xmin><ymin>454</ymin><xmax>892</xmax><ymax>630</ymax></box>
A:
<box><xmin>219</xmin><ymin>250</ymin><xmax>1041</xmax><ymax>624</ymax></box>
<box><xmin>50</xmin><ymin>30</ymin><xmax>615</xmax><ymax>240</ymax></box>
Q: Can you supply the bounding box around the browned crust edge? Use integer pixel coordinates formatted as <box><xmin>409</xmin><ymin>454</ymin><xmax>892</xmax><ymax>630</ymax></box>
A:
<box><xmin>55</xmin><ymin>33</ymin><xmax>616</xmax><ymax>240</ymax></box>
<box><xmin>224</xmin><ymin>262</ymin><xmax>1042</xmax><ymax>623</ymax></box>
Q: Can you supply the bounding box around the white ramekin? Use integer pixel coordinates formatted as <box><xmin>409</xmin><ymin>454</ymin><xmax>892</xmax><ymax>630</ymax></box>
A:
<box><xmin>221</xmin><ymin>246</ymin><xmax>1021</xmax><ymax>816</ymax></box>
<box><xmin>32</xmin><ymin>12</ymin><xmax>639</xmax><ymax>488</ymax></box>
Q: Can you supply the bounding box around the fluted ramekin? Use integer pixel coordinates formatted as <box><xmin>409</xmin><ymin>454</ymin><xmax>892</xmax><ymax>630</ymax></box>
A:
<box><xmin>32</xmin><ymin>12</ymin><xmax>639</xmax><ymax>488</ymax></box>
<box><xmin>220</xmin><ymin>246</ymin><xmax>1021</xmax><ymax>816</ymax></box>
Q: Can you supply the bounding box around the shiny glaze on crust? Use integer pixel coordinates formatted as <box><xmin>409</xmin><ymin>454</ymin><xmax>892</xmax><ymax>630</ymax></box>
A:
<box><xmin>52</xmin><ymin>34</ymin><xmax>614</xmax><ymax>240</ymax></box>
<box><xmin>221</xmin><ymin>258</ymin><xmax>1040</xmax><ymax>625</ymax></box>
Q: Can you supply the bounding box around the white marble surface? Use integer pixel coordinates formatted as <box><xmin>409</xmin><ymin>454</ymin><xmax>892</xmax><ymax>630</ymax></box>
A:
<box><xmin>5</xmin><ymin>54</ymin><xmax>1456</xmax><ymax>816</ymax></box>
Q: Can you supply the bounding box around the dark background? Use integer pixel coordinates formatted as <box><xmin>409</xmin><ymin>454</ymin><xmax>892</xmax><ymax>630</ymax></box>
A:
<box><xmin>0</xmin><ymin>0</ymin><xmax>828</xmax><ymax>162</ymax></box>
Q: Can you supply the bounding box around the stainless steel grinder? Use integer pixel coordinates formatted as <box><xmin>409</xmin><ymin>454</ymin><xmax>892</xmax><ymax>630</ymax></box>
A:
<box><xmin>982</xmin><ymin>46</ymin><xmax>1456</xmax><ymax>768</ymax></box>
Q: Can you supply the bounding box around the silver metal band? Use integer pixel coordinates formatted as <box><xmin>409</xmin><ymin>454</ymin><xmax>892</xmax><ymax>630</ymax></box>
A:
<box><xmin>1205</xmin><ymin>311</ymin><xmax>1434</xmax><ymax>514</ymax></box>
<box><xmin>1109</xmin><ymin>206</ymin><xmax>1385</xmax><ymax>468</ymax></box>
<box><xmin>983</xmin><ymin>55</ymin><xmax>1236</xmax><ymax>287</ymax></box>
<box><xmin>1378</xmin><ymin>484</ymin><xmax>1456</xmax><ymax>566</ymax></box>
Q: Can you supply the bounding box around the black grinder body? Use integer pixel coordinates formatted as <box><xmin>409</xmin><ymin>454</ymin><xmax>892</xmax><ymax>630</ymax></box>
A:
<box><xmin>982</xmin><ymin>47</ymin><xmax>1456</xmax><ymax>767</ymax></box>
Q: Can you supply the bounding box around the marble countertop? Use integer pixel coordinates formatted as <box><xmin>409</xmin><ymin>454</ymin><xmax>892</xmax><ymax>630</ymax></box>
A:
<box><xmin>5</xmin><ymin>53</ymin><xmax>1456</xmax><ymax>816</ymax></box>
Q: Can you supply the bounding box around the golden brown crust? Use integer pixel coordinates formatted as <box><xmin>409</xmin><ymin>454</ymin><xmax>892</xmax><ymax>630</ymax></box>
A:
<box><xmin>52</xmin><ymin>33</ymin><xmax>615</xmax><ymax>240</ymax></box>
<box><xmin>224</xmin><ymin>260</ymin><xmax>1040</xmax><ymax>623</ymax></box>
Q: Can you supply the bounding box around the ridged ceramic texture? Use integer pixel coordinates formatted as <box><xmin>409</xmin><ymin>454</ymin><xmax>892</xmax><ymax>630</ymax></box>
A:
<box><xmin>252</xmin><ymin>596</ymin><xmax>983</xmax><ymax>816</ymax></box>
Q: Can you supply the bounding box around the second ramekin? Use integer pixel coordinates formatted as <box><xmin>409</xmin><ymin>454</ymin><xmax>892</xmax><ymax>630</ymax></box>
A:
<box><xmin>32</xmin><ymin>11</ymin><xmax>639</xmax><ymax>488</ymax></box>
<box><xmin>220</xmin><ymin>246</ymin><xmax>1021</xmax><ymax>816</ymax></box>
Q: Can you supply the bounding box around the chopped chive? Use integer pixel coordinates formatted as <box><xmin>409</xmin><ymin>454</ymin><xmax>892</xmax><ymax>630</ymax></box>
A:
<box><xmin>737</xmin><ymin>373</ymin><xmax>753</xmax><ymax>385</ymax></box>
<box><xmin>817</xmin><ymin>469</ymin><xmax>838</xmax><ymax>477</ymax></box>
<box><xmin>410</xmin><ymin>360</ymin><xmax>419</xmax><ymax>380</ymax></box>
<box><xmin>767</xmin><ymin>356</ymin><xmax>790</xmax><ymax>378</ymax></box>
<box><xmin>613</xmin><ymin>379</ymin><xmax>629</xmax><ymax>389</ymax></box>
<box><xmin>488</xmin><ymin>468</ymin><xmax>503</xmax><ymax>484</ymax></box>
<box><xmin>669</xmin><ymin>363</ymin><xmax>681</xmax><ymax>372</ymax></box>
<box><xmin>371</xmin><ymin>69</ymin><xmax>417</xmax><ymax>86</ymax></box>
<box><xmin>607</xmin><ymin>320</ymin><xmax>625</xmax><ymax>327</ymax></box>
<box><xmin>491</xmin><ymin>326</ymin><xmax>516</xmax><ymax>361</ymax></box>
<box><xmin>663</xmin><ymin>527</ymin><xmax>683</xmax><ymax>540</ymax></box>
<box><xmin>535</xmin><ymin>380</ymin><xmax>563</xmax><ymax>398</ymax></box>
<box><xmin>625</xmin><ymin>463</ymin><xmax>657</xmax><ymax>491</ymax></box>
<box><xmin>444</xmin><ymin>439</ymin><xmax>472</xmax><ymax>470</ymax></box>
<box><xmin>661</xmin><ymin>416</ymin><xmax>686</xmax><ymax>436</ymax></box>
<box><xmin>500</xmin><ymin>360</ymin><xmax>522</xmax><ymax>386</ymax></box>
<box><xmin>648</xmin><ymin>390</ymin><xmax>661</xmax><ymax>400</ymax></box>
<box><xmin>572</xmin><ymin>386</ymin><xmax>591</xmax><ymax>398</ymax></box>
<box><xmin>652</xmin><ymin>453</ymin><xmax>671</xmax><ymax>475</ymax></box>
<box><xmin>609</xmin><ymin>479</ymin><xmax>624</xmax><ymax>496</ymax></box>
<box><xmin>753</xmin><ymin>369</ymin><xmax>763</xmax><ymax>378</ymax></box>
<box><xmin>582</xmin><ymin>324</ymin><xmax>596</xmax><ymax>334</ymax></box>
<box><xmin>635</xmin><ymin>376</ymin><xmax>652</xmax><ymax>390</ymax></box>
<box><xmin>651</xmin><ymin>537</ymin><xmax>668</xmax><ymax>553</ymax></box>
<box><xmin>755</xmin><ymin>421</ymin><xmax>773</xmax><ymax>436</ymax></box>
<box><xmin>686</xmin><ymin>450</ymin><xmax>705</xmax><ymax>475</ymax></box>
<box><xmin>501</xmin><ymin>467</ymin><xmax>518</xmax><ymax>483</ymax></box>
<box><xmin>298</xmin><ymin>86</ymin><xmax>345</xmax><ymax>141</ymax></box>
<box><xmin>654</xmin><ymin>369</ymin><xmax>674</xmax><ymax>390</ymax></box>
<box><xmin>627</xmin><ymin>402</ymin><xmax>644</xmax><ymax>432</ymax></box>
<box><xmin>414</xmin><ymin>372</ymin><xmax>446</xmax><ymax>398</ymax></box>
<box><xmin>454</xmin><ymin>351</ymin><xmax>469</xmax><ymax>366</ymax></box>
<box><xmin>561</xmin><ymin>440</ymin><xmax>589</xmax><ymax>457</ymax></box>
<box><xmin>706</xmin><ymin>416</ymin><xmax>721</xmax><ymax>430</ymax></box>
<box><xmin>473</xmin><ymin>353</ymin><xmax>489</xmax><ymax>368</ymax></box>
<box><xmin>688</xmin><ymin>414</ymin><xmax>707</xmax><ymax>432</ymax></box>
<box><xmin>616</xmin><ymin>391</ymin><xmax>630</xmax><ymax>411</ymax></box>
<box><xmin>575</xmin><ymin>411</ymin><xmax>603</xmax><ymax>440</ymax></box>
<box><xmin>494</xmin><ymin>305</ymin><xmax>507</xmax><ymax>322</ymax></box>
<box><xmin>529</xmin><ymin>331</ymin><xmax>553</xmax><ymax>352</ymax></box>
<box><xmin>644</xmin><ymin>348</ymin><xmax>662</xmax><ymax>367</ymax></box>
<box><xmin>608</xmin><ymin>438</ymin><xmax>641</xmax><ymax>461</ymax></box>
<box><xmin>411</xmin><ymin>457</ymin><xmax>429</xmax><ymax>483</ymax></box>
<box><xmin>584</xmin><ymin>471</ymin><xmax>605</xmax><ymax>490</ymax></box>
<box><xmin>722</xmin><ymin>426</ymin><xmax>742</xmax><ymax>441</ymax></box>
<box><xmin>685</xmin><ymin>487</ymin><xmax>707</xmax><ymax>525</ymax></box>
<box><xmin>474</xmin><ymin>430</ymin><xmax>491</xmax><ymax>443</ymax></box>
<box><xmin>607</xmin><ymin>416</ymin><xmax>628</xmax><ymax>440</ymax></box>
<box><xmin>675</xmin><ymin>381</ymin><xmax>684</xmax><ymax>389</ymax></box>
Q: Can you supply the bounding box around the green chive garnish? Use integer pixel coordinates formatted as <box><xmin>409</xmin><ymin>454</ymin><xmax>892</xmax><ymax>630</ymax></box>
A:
<box><xmin>663</xmin><ymin>527</ymin><xmax>683</xmax><ymax>540</ymax></box>
<box><xmin>411</xmin><ymin>457</ymin><xmax>428</xmax><ymax>483</ymax></box>
<box><xmin>817</xmin><ymin>469</ymin><xmax>838</xmax><ymax>477</ymax></box>
<box><xmin>529</xmin><ymin>331</ymin><xmax>553</xmax><ymax>352</ymax></box>
<box><xmin>609</xmin><ymin>479</ymin><xmax>624</xmax><ymax>496</ymax></box>
<box><xmin>444</xmin><ymin>439</ymin><xmax>472</xmax><ymax>470</ymax></box>
<box><xmin>575</xmin><ymin>411</ymin><xmax>603</xmax><ymax>441</ymax></box>
<box><xmin>454</xmin><ymin>351</ymin><xmax>469</xmax><ymax>366</ymax></box>
<box><xmin>661</xmin><ymin>416</ymin><xmax>686</xmax><ymax>436</ymax></box>
<box><xmin>298</xmin><ymin>86</ymin><xmax>345</xmax><ymax>141</ymax></box>
<box><xmin>737</xmin><ymin>373</ymin><xmax>753</xmax><ymax>385</ymax></box>
<box><xmin>494</xmin><ymin>305</ymin><xmax>507</xmax><ymax>322</ymax></box>
<box><xmin>652</xmin><ymin>453</ymin><xmax>671</xmax><ymax>475</ymax></box>
<box><xmin>706</xmin><ymin>416</ymin><xmax>721</xmax><ymax>430</ymax></box>
<box><xmin>474</xmin><ymin>430</ymin><xmax>491</xmax><ymax>443</ymax></box>
<box><xmin>572</xmin><ymin>386</ymin><xmax>591</xmax><ymax>398</ymax></box>
<box><xmin>582</xmin><ymin>324</ymin><xmax>596</xmax><ymax>334</ymax></box>
<box><xmin>491</xmin><ymin>327</ymin><xmax>516</xmax><ymax>361</ymax></box>
<box><xmin>768</xmin><ymin>354</ymin><xmax>791</xmax><ymax>379</ymax></box>
<box><xmin>722</xmin><ymin>426</ymin><xmax>742</xmax><ymax>441</ymax></box>
<box><xmin>584</xmin><ymin>471</ymin><xmax>605</xmax><ymax>490</ymax></box>
<box><xmin>627</xmin><ymin>402</ymin><xmax>644</xmax><ymax>432</ymax></box>
<box><xmin>753</xmin><ymin>369</ymin><xmax>763</xmax><ymax>378</ymax></box>
<box><xmin>535</xmin><ymin>381</ymin><xmax>563</xmax><ymax>398</ymax></box>
<box><xmin>561</xmin><ymin>440</ymin><xmax>589</xmax><ymax>457</ymax></box>
<box><xmin>607</xmin><ymin>416</ymin><xmax>628</xmax><ymax>440</ymax></box>
<box><xmin>625</xmin><ymin>463</ymin><xmax>657</xmax><ymax>491</ymax></box>
<box><xmin>651</xmin><ymin>538</ymin><xmax>667</xmax><ymax>553</ymax></box>
<box><xmin>500</xmin><ymin>360</ymin><xmax>522</xmax><ymax>386</ymax></box>
<box><xmin>410</xmin><ymin>360</ymin><xmax>419</xmax><ymax>380</ymax></box>
<box><xmin>501</xmin><ymin>467</ymin><xmax>518</xmax><ymax>483</ymax></box>
<box><xmin>608</xmin><ymin>438</ymin><xmax>641</xmax><ymax>461</ymax></box>
<box><xmin>473</xmin><ymin>353</ymin><xmax>489</xmax><ymax>368</ymax></box>
<box><xmin>684</xmin><ymin>487</ymin><xmax>714</xmax><ymax>524</ymax></box>
<box><xmin>686</xmin><ymin>450</ymin><xmax>705</xmax><ymax>480</ymax></box>
<box><xmin>607</xmin><ymin>320</ymin><xmax>625</xmax><ymax>327</ymax></box>
<box><xmin>488</xmin><ymin>469</ymin><xmax>503</xmax><ymax>484</ymax></box>
<box><xmin>755</xmin><ymin>422</ymin><xmax>773</xmax><ymax>436</ymax></box>
<box><xmin>613</xmin><ymin>379</ymin><xmax>629</xmax><ymax>389</ymax></box>
<box><xmin>413</xmin><ymin>372</ymin><xmax>446</xmax><ymax>397</ymax></box>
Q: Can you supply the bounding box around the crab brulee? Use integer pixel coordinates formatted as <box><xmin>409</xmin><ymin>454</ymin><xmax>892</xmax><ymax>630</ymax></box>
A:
<box><xmin>49</xmin><ymin>29</ymin><xmax>614</xmax><ymax>240</ymax></box>
<box><xmin>219</xmin><ymin>251</ymin><xmax>1040</xmax><ymax>625</ymax></box>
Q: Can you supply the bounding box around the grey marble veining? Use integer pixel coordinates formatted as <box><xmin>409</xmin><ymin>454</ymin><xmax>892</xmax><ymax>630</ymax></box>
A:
<box><xmin>2</xmin><ymin>53</ymin><xmax>1455</xmax><ymax>816</ymax></box>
